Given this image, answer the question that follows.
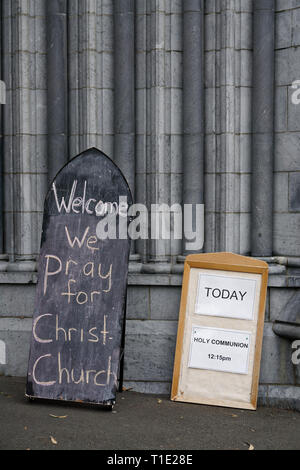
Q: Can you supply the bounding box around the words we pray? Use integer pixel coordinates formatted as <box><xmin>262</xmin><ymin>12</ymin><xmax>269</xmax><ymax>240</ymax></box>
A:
<box><xmin>204</xmin><ymin>287</ymin><xmax>247</xmax><ymax>302</ymax></box>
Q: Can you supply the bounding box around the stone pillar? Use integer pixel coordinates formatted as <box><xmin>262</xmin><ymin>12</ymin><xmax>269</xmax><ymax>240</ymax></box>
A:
<box><xmin>251</xmin><ymin>0</ymin><xmax>275</xmax><ymax>257</ymax></box>
<box><xmin>0</xmin><ymin>6</ymin><xmax>8</xmax><ymax>271</ymax></box>
<box><xmin>2</xmin><ymin>0</ymin><xmax>48</xmax><ymax>271</ymax></box>
<box><xmin>114</xmin><ymin>0</ymin><xmax>135</xmax><ymax>197</ymax></box>
<box><xmin>182</xmin><ymin>0</ymin><xmax>204</xmax><ymax>256</ymax></box>
<box><xmin>137</xmin><ymin>0</ymin><xmax>183</xmax><ymax>268</ymax></box>
<box><xmin>68</xmin><ymin>0</ymin><xmax>114</xmax><ymax>159</ymax></box>
<box><xmin>204</xmin><ymin>0</ymin><xmax>253</xmax><ymax>254</ymax></box>
<box><xmin>47</xmin><ymin>0</ymin><xmax>68</xmax><ymax>183</ymax></box>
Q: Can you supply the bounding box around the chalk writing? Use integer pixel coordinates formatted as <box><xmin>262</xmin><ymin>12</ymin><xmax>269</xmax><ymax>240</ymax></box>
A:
<box><xmin>26</xmin><ymin>148</ymin><xmax>132</xmax><ymax>406</ymax></box>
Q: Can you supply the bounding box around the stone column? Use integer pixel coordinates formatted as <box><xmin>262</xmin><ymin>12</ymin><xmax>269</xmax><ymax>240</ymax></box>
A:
<box><xmin>182</xmin><ymin>0</ymin><xmax>204</xmax><ymax>256</ymax></box>
<box><xmin>204</xmin><ymin>0</ymin><xmax>253</xmax><ymax>254</ymax></box>
<box><xmin>68</xmin><ymin>0</ymin><xmax>114</xmax><ymax>159</ymax></box>
<box><xmin>114</xmin><ymin>0</ymin><xmax>135</xmax><ymax>198</ymax></box>
<box><xmin>0</xmin><ymin>6</ymin><xmax>8</xmax><ymax>271</ymax></box>
<box><xmin>47</xmin><ymin>0</ymin><xmax>68</xmax><ymax>183</ymax></box>
<box><xmin>114</xmin><ymin>0</ymin><xmax>139</xmax><ymax>261</ymax></box>
<box><xmin>251</xmin><ymin>0</ymin><xmax>275</xmax><ymax>257</ymax></box>
<box><xmin>2</xmin><ymin>0</ymin><xmax>48</xmax><ymax>271</ymax></box>
<box><xmin>138</xmin><ymin>0</ymin><xmax>183</xmax><ymax>268</ymax></box>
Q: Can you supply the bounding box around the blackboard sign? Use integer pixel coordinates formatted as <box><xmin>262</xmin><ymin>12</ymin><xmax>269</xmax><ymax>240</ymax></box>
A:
<box><xmin>26</xmin><ymin>148</ymin><xmax>132</xmax><ymax>407</ymax></box>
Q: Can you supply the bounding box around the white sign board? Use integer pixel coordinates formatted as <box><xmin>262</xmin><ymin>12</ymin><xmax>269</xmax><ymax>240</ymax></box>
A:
<box><xmin>171</xmin><ymin>253</ymin><xmax>268</xmax><ymax>410</ymax></box>
<box><xmin>189</xmin><ymin>326</ymin><xmax>251</xmax><ymax>375</ymax></box>
<box><xmin>195</xmin><ymin>274</ymin><xmax>256</xmax><ymax>320</ymax></box>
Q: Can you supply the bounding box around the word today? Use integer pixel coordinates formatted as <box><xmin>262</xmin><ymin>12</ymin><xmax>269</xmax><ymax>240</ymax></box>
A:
<box><xmin>204</xmin><ymin>287</ymin><xmax>247</xmax><ymax>301</ymax></box>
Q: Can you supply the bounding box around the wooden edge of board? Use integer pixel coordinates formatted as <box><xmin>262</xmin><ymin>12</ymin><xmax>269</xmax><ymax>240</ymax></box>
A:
<box><xmin>171</xmin><ymin>252</ymin><xmax>269</xmax><ymax>408</ymax></box>
<box><xmin>25</xmin><ymin>393</ymin><xmax>115</xmax><ymax>408</ymax></box>
<box><xmin>171</xmin><ymin>261</ymin><xmax>191</xmax><ymax>401</ymax></box>
<box><xmin>250</xmin><ymin>267</ymin><xmax>269</xmax><ymax>409</ymax></box>
<box><xmin>171</xmin><ymin>396</ymin><xmax>257</xmax><ymax>411</ymax></box>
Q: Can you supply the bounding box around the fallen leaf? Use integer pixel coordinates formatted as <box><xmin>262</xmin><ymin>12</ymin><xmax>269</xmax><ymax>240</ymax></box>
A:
<box><xmin>248</xmin><ymin>443</ymin><xmax>254</xmax><ymax>450</ymax></box>
<box><xmin>232</xmin><ymin>414</ymin><xmax>238</xmax><ymax>418</ymax></box>
<box><xmin>49</xmin><ymin>414</ymin><xmax>68</xmax><ymax>419</ymax></box>
<box><xmin>122</xmin><ymin>386</ymin><xmax>133</xmax><ymax>391</ymax></box>
<box><xmin>157</xmin><ymin>399</ymin><xmax>162</xmax><ymax>404</ymax></box>
<box><xmin>50</xmin><ymin>436</ymin><xmax>58</xmax><ymax>445</ymax></box>
<box><xmin>24</xmin><ymin>426</ymin><xmax>28</xmax><ymax>431</ymax></box>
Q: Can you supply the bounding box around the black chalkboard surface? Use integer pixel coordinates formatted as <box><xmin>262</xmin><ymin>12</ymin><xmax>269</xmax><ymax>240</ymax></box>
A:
<box><xmin>26</xmin><ymin>148</ymin><xmax>132</xmax><ymax>407</ymax></box>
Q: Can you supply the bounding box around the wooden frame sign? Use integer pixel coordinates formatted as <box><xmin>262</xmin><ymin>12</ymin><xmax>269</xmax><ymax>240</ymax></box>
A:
<box><xmin>171</xmin><ymin>253</ymin><xmax>268</xmax><ymax>410</ymax></box>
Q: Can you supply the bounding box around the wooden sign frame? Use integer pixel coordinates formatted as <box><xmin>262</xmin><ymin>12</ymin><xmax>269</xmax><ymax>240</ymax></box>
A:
<box><xmin>171</xmin><ymin>253</ymin><xmax>268</xmax><ymax>410</ymax></box>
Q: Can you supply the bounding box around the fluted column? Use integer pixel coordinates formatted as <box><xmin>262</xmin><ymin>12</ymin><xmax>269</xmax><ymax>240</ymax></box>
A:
<box><xmin>251</xmin><ymin>0</ymin><xmax>275</xmax><ymax>257</ymax></box>
<box><xmin>0</xmin><ymin>5</ymin><xmax>8</xmax><ymax>271</ymax></box>
<box><xmin>204</xmin><ymin>0</ymin><xmax>253</xmax><ymax>254</ymax></box>
<box><xmin>68</xmin><ymin>0</ymin><xmax>114</xmax><ymax>159</ymax></box>
<box><xmin>114</xmin><ymin>0</ymin><xmax>135</xmax><ymax>197</ymax></box>
<box><xmin>47</xmin><ymin>0</ymin><xmax>68</xmax><ymax>182</ymax></box>
<box><xmin>2</xmin><ymin>0</ymin><xmax>48</xmax><ymax>270</ymax></box>
<box><xmin>182</xmin><ymin>0</ymin><xmax>204</xmax><ymax>256</ymax></box>
<box><xmin>144</xmin><ymin>0</ymin><xmax>183</xmax><ymax>267</ymax></box>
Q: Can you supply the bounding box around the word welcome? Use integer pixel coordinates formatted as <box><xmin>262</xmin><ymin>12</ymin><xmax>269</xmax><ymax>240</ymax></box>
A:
<box><xmin>52</xmin><ymin>180</ymin><xmax>127</xmax><ymax>217</ymax></box>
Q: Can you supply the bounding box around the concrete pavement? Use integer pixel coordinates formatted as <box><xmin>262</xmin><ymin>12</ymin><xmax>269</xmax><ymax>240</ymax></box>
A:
<box><xmin>0</xmin><ymin>376</ymin><xmax>299</xmax><ymax>450</ymax></box>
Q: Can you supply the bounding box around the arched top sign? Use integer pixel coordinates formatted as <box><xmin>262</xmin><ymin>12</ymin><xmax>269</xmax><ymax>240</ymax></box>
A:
<box><xmin>26</xmin><ymin>148</ymin><xmax>132</xmax><ymax>407</ymax></box>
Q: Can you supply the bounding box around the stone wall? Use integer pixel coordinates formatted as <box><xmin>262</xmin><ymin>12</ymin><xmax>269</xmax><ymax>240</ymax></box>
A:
<box><xmin>0</xmin><ymin>0</ymin><xmax>299</xmax><ymax>410</ymax></box>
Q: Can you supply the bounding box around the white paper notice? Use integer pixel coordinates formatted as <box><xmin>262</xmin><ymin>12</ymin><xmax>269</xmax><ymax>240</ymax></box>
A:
<box><xmin>195</xmin><ymin>273</ymin><xmax>256</xmax><ymax>320</ymax></box>
<box><xmin>188</xmin><ymin>326</ymin><xmax>251</xmax><ymax>375</ymax></box>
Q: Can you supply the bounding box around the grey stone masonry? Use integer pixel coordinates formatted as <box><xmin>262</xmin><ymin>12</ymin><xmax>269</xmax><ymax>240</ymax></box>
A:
<box><xmin>274</xmin><ymin>0</ymin><xmax>300</xmax><ymax>257</ymax></box>
<box><xmin>0</xmin><ymin>0</ymin><xmax>299</xmax><ymax>410</ymax></box>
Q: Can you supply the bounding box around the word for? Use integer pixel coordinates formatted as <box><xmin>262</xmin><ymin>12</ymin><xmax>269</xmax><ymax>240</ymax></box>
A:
<box><xmin>31</xmin><ymin>353</ymin><xmax>117</xmax><ymax>387</ymax></box>
<box><xmin>33</xmin><ymin>314</ymin><xmax>111</xmax><ymax>346</ymax></box>
<box><xmin>61</xmin><ymin>276</ymin><xmax>112</xmax><ymax>305</ymax></box>
<box><xmin>193</xmin><ymin>336</ymin><xmax>249</xmax><ymax>349</ymax></box>
<box><xmin>204</xmin><ymin>287</ymin><xmax>247</xmax><ymax>301</ymax></box>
